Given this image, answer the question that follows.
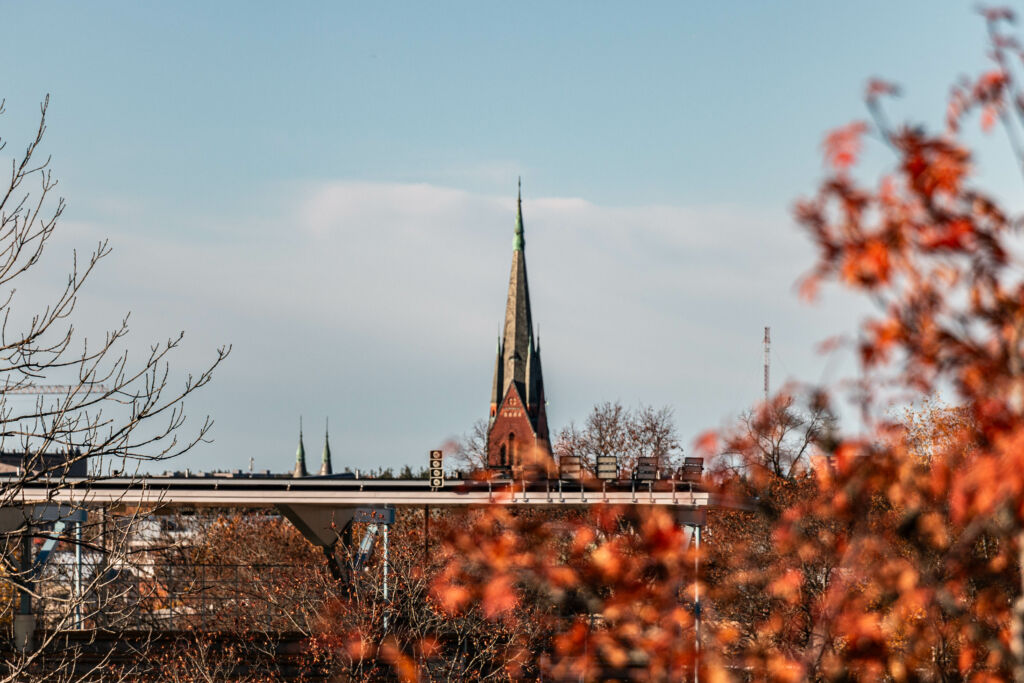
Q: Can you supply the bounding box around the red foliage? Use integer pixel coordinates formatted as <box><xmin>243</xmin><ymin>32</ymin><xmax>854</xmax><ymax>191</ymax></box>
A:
<box><xmin>823</xmin><ymin>121</ymin><xmax>868</xmax><ymax>171</ymax></box>
<box><xmin>313</xmin><ymin>10</ymin><xmax>1024</xmax><ymax>681</ymax></box>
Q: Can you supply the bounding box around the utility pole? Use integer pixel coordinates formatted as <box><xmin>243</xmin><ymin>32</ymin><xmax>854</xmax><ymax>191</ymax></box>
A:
<box><xmin>763</xmin><ymin>326</ymin><xmax>771</xmax><ymax>402</ymax></box>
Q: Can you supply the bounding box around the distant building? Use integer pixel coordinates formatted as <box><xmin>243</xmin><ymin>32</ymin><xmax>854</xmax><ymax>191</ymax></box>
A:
<box><xmin>0</xmin><ymin>448</ymin><xmax>87</xmax><ymax>477</ymax></box>
<box><xmin>487</xmin><ymin>184</ymin><xmax>551</xmax><ymax>471</ymax></box>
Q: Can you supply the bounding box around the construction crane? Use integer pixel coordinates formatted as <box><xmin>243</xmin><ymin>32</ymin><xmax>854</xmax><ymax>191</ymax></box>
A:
<box><xmin>3</xmin><ymin>384</ymin><xmax>110</xmax><ymax>395</ymax></box>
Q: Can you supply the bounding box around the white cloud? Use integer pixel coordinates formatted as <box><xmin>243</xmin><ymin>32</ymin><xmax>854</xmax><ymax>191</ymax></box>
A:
<box><xmin>21</xmin><ymin>181</ymin><xmax>870</xmax><ymax>473</ymax></box>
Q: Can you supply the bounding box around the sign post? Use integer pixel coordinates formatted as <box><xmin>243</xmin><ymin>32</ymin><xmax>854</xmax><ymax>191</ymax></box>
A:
<box><xmin>354</xmin><ymin>506</ymin><xmax>395</xmax><ymax>631</ymax></box>
<box><xmin>677</xmin><ymin>506</ymin><xmax>707</xmax><ymax>683</ymax></box>
<box><xmin>429</xmin><ymin>449</ymin><xmax>443</xmax><ymax>489</ymax></box>
<box><xmin>595</xmin><ymin>455</ymin><xmax>618</xmax><ymax>481</ymax></box>
<box><xmin>354</xmin><ymin>507</ymin><xmax>395</xmax><ymax>525</ymax></box>
<box><xmin>596</xmin><ymin>455</ymin><xmax>617</xmax><ymax>499</ymax></box>
<box><xmin>681</xmin><ymin>456</ymin><xmax>704</xmax><ymax>483</ymax></box>
<box><xmin>559</xmin><ymin>455</ymin><xmax>582</xmax><ymax>480</ymax></box>
<box><xmin>635</xmin><ymin>456</ymin><xmax>658</xmax><ymax>481</ymax></box>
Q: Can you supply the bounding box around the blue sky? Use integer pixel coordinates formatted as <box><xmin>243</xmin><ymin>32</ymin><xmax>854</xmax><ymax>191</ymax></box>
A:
<box><xmin>1</xmin><ymin>3</ymin><xmax>994</xmax><ymax>205</ymax></box>
<box><xmin>0</xmin><ymin>2</ymin><xmax>1013</xmax><ymax>473</ymax></box>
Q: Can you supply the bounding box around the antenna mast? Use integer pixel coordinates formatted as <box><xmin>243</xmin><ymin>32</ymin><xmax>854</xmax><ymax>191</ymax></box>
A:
<box><xmin>763</xmin><ymin>326</ymin><xmax>771</xmax><ymax>402</ymax></box>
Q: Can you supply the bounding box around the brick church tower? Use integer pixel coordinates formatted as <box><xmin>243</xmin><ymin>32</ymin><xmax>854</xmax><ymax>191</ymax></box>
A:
<box><xmin>488</xmin><ymin>182</ymin><xmax>551</xmax><ymax>471</ymax></box>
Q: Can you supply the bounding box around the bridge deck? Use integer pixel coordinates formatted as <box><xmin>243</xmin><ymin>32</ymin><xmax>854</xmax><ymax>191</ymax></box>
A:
<box><xmin>9</xmin><ymin>475</ymin><xmax>725</xmax><ymax>508</ymax></box>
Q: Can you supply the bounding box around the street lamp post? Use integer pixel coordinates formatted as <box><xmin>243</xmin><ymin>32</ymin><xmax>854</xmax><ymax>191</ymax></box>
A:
<box><xmin>694</xmin><ymin>523</ymin><xmax>701</xmax><ymax>683</ymax></box>
<box><xmin>676</xmin><ymin>506</ymin><xmax>707</xmax><ymax>683</ymax></box>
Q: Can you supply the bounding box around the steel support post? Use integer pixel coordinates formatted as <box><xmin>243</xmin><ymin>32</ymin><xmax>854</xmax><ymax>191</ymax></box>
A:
<box><xmin>694</xmin><ymin>524</ymin><xmax>701</xmax><ymax>683</ymax></box>
<box><xmin>675</xmin><ymin>507</ymin><xmax>707</xmax><ymax>683</ymax></box>
<box><xmin>15</xmin><ymin>528</ymin><xmax>35</xmax><ymax>653</ymax></box>
<box><xmin>74</xmin><ymin>518</ymin><xmax>83</xmax><ymax>629</ymax></box>
<box><xmin>383</xmin><ymin>524</ymin><xmax>390</xmax><ymax>631</ymax></box>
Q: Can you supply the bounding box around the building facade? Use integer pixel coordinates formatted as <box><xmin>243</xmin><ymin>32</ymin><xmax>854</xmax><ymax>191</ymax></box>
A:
<box><xmin>487</xmin><ymin>185</ymin><xmax>551</xmax><ymax>471</ymax></box>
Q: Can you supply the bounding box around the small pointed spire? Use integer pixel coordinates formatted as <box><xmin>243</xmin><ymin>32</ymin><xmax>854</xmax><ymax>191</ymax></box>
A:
<box><xmin>319</xmin><ymin>418</ymin><xmax>333</xmax><ymax>476</ymax></box>
<box><xmin>514</xmin><ymin>178</ymin><xmax>524</xmax><ymax>252</ymax></box>
<box><xmin>525</xmin><ymin>332</ymin><xmax>534</xmax><ymax>406</ymax></box>
<box><xmin>490</xmin><ymin>334</ymin><xmax>504</xmax><ymax>421</ymax></box>
<box><xmin>293</xmin><ymin>416</ymin><xmax>308</xmax><ymax>478</ymax></box>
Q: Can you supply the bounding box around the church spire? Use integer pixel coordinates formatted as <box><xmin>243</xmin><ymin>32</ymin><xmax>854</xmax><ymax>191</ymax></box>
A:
<box><xmin>319</xmin><ymin>418</ymin><xmax>333</xmax><ymax>476</ymax></box>
<box><xmin>514</xmin><ymin>176</ymin><xmax>524</xmax><ymax>252</ymax></box>
<box><xmin>499</xmin><ymin>180</ymin><xmax>535</xmax><ymax>404</ymax></box>
<box><xmin>293</xmin><ymin>417</ymin><xmax>308</xmax><ymax>478</ymax></box>
<box><xmin>486</xmin><ymin>181</ymin><xmax>551</xmax><ymax>469</ymax></box>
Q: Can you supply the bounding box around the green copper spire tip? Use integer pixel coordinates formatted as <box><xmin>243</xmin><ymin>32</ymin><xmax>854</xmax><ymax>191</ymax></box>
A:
<box><xmin>514</xmin><ymin>178</ymin><xmax>524</xmax><ymax>251</ymax></box>
<box><xmin>318</xmin><ymin>417</ymin><xmax>333</xmax><ymax>476</ymax></box>
<box><xmin>294</xmin><ymin>416</ymin><xmax>309</xmax><ymax>477</ymax></box>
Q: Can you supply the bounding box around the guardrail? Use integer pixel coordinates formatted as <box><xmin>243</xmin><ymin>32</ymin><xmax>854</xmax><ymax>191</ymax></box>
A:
<box><xmin>9</xmin><ymin>476</ymin><xmax>736</xmax><ymax>509</ymax></box>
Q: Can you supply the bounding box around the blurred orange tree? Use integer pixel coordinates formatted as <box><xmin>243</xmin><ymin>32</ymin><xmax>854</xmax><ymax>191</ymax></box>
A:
<box><xmin>155</xmin><ymin>9</ymin><xmax>1024</xmax><ymax>681</ymax></box>
<box><xmin>426</xmin><ymin>7</ymin><xmax>1024</xmax><ymax>681</ymax></box>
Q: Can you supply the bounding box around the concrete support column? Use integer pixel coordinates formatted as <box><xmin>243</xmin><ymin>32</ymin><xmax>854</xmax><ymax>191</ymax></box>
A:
<box><xmin>277</xmin><ymin>504</ymin><xmax>356</xmax><ymax>580</ymax></box>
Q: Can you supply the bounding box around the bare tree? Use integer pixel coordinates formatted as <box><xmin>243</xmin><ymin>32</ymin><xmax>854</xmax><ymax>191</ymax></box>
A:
<box><xmin>554</xmin><ymin>401</ymin><xmax>683</xmax><ymax>476</ymax></box>
<box><xmin>0</xmin><ymin>97</ymin><xmax>229</xmax><ymax>680</ymax></box>
<box><xmin>447</xmin><ymin>418</ymin><xmax>488</xmax><ymax>472</ymax></box>
<box><xmin>625</xmin><ymin>404</ymin><xmax>682</xmax><ymax>471</ymax></box>
<box><xmin>309</xmin><ymin>507</ymin><xmax>552</xmax><ymax>681</ymax></box>
<box><xmin>553</xmin><ymin>420</ymin><xmax>588</xmax><ymax>468</ymax></box>
<box><xmin>719</xmin><ymin>388</ymin><xmax>836</xmax><ymax>480</ymax></box>
<box><xmin>583</xmin><ymin>401</ymin><xmax>630</xmax><ymax>466</ymax></box>
<box><xmin>139</xmin><ymin>506</ymin><xmax>550</xmax><ymax>681</ymax></box>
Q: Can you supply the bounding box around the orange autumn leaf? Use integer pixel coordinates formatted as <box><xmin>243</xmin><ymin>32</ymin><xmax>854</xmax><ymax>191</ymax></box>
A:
<box><xmin>482</xmin><ymin>574</ymin><xmax>518</xmax><ymax>618</ymax></box>
<box><xmin>591</xmin><ymin>541</ymin><xmax>623</xmax><ymax>581</ymax></box>
<box><xmin>840</xmin><ymin>239</ymin><xmax>891</xmax><ymax>286</ymax></box>
<box><xmin>824</xmin><ymin>120</ymin><xmax>869</xmax><ymax>171</ymax></box>
<box><xmin>922</xmin><ymin>217</ymin><xmax>974</xmax><ymax>250</ymax></box>
<box><xmin>981</xmin><ymin>105</ymin><xmax>998</xmax><ymax>131</ymax></box>
<box><xmin>768</xmin><ymin>569</ymin><xmax>803</xmax><ymax>603</ymax></box>
<box><xmin>433</xmin><ymin>583</ymin><xmax>471</xmax><ymax>614</ymax></box>
<box><xmin>694</xmin><ymin>429</ymin><xmax>719</xmax><ymax>456</ymax></box>
<box><xmin>866</xmin><ymin>78</ymin><xmax>900</xmax><ymax>100</ymax></box>
<box><xmin>797</xmin><ymin>273</ymin><xmax>821</xmax><ymax>302</ymax></box>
